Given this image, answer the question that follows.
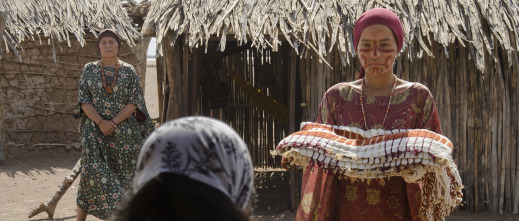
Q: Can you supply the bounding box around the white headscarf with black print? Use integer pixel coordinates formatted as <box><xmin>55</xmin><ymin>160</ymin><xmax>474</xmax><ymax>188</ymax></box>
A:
<box><xmin>133</xmin><ymin>116</ymin><xmax>253</xmax><ymax>211</ymax></box>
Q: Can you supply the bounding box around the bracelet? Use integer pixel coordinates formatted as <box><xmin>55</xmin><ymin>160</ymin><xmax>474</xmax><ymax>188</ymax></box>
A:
<box><xmin>97</xmin><ymin>119</ymin><xmax>103</xmax><ymax>125</ymax></box>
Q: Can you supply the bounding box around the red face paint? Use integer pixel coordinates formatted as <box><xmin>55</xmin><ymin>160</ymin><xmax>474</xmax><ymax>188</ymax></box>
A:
<box><xmin>371</xmin><ymin>67</ymin><xmax>381</xmax><ymax>74</ymax></box>
<box><xmin>358</xmin><ymin>39</ymin><xmax>397</xmax><ymax>76</ymax></box>
<box><xmin>360</xmin><ymin>55</ymin><xmax>368</xmax><ymax>66</ymax></box>
<box><xmin>358</xmin><ymin>40</ymin><xmax>396</xmax><ymax>53</ymax></box>
<box><xmin>384</xmin><ymin>55</ymin><xmax>395</xmax><ymax>69</ymax></box>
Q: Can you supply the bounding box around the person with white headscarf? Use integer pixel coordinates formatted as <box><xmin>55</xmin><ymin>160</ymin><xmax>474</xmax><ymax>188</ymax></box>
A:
<box><xmin>111</xmin><ymin>116</ymin><xmax>254</xmax><ymax>221</ymax></box>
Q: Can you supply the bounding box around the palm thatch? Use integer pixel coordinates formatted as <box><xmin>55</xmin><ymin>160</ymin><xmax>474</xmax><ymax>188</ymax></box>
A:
<box><xmin>0</xmin><ymin>0</ymin><xmax>141</xmax><ymax>60</ymax></box>
<box><xmin>143</xmin><ymin>0</ymin><xmax>519</xmax><ymax>72</ymax></box>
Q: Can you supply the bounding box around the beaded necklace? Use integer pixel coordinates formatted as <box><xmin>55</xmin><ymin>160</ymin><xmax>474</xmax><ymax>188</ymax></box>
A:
<box><xmin>101</xmin><ymin>59</ymin><xmax>119</xmax><ymax>94</ymax></box>
<box><xmin>359</xmin><ymin>76</ymin><xmax>398</xmax><ymax>130</ymax></box>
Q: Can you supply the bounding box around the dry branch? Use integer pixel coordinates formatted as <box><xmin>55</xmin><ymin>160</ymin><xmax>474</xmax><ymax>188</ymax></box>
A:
<box><xmin>28</xmin><ymin>158</ymin><xmax>81</xmax><ymax>219</ymax></box>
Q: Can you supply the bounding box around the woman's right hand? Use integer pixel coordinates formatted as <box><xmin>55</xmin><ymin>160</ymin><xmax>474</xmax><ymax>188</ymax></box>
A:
<box><xmin>98</xmin><ymin>120</ymin><xmax>115</xmax><ymax>136</ymax></box>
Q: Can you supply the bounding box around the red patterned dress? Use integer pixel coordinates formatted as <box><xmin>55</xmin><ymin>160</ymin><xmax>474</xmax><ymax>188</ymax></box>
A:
<box><xmin>296</xmin><ymin>82</ymin><xmax>442</xmax><ymax>221</ymax></box>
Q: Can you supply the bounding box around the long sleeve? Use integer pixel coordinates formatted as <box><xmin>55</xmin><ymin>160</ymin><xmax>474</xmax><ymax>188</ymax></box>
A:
<box><xmin>316</xmin><ymin>90</ymin><xmax>335</xmax><ymax>125</ymax></box>
<box><xmin>123</xmin><ymin>65</ymin><xmax>154</xmax><ymax>138</ymax></box>
<box><xmin>407</xmin><ymin>88</ymin><xmax>443</xmax><ymax>221</ymax></box>
<box><xmin>416</xmin><ymin>90</ymin><xmax>442</xmax><ymax>134</ymax></box>
<box><xmin>74</xmin><ymin>63</ymin><xmax>94</xmax><ymax>120</ymax></box>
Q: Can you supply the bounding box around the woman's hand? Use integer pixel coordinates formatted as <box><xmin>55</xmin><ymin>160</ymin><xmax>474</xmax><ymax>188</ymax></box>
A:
<box><xmin>81</xmin><ymin>103</ymin><xmax>116</xmax><ymax>136</ymax></box>
<box><xmin>109</xmin><ymin>120</ymin><xmax>118</xmax><ymax>128</ymax></box>
<box><xmin>98</xmin><ymin>120</ymin><xmax>115</xmax><ymax>136</ymax></box>
<box><xmin>111</xmin><ymin>104</ymin><xmax>137</xmax><ymax>126</ymax></box>
<box><xmin>281</xmin><ymin>156</ymin><xmax>294</xmax><ymax>170</ymax></box>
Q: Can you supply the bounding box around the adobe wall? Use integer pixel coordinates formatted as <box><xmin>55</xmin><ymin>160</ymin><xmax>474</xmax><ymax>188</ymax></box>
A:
<box><xmin>0</xmin><ymin>15</ymin><xmax>5</xmax><ymax>163</ymax></box>
<box><xmin>0</xmin><ymin>34</ymin><xmax>150</xmax><ymax>154</ymax></box>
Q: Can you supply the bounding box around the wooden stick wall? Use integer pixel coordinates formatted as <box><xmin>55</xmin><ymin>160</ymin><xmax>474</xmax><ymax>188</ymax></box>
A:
<box><xmin>208</xmin><ymin>44</ymin><xmax>290</xmax><ymax>169</ymax></box>
<box><xmin>162</xmin><ymin>34</ymin><xmax>518</xmax><ymax>212</ymax></box>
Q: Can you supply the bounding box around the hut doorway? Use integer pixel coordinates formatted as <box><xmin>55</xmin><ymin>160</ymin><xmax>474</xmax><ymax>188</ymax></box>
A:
<box><xmin>158</xmin><ymin>36</ymin><xmax>300</xmax><ymax>168</ymax></box>
<box><xmin>200</xmin><ymin>42</ymin><xmax>291</xmax><ymax>168</ymax></box>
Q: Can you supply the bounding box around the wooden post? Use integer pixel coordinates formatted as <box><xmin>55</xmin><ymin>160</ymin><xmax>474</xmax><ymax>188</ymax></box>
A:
<box><xmin>515</xmin><ymin>73</ymin><xmax>519</xmax><ymax>213</ymax></box>
<box><xmin>156</xmin><ymin>55</ymin><xmax>164</xmax><ymax>122</ymax></box>
<box><xmin>182</xmin><ymin>36</ymin><xmax>189</xmax><ymax>116</ymax></box>
<box><xmin>165</xmin><ymin>34</ymin><xmax>184</xmax><ymax>121</ymax></box>
<box><xmin>0</xmin><ymin>14</ymin><xmax>5</xmax><ymax>165</ymax></box>
<box><xmin>497</xmin><ymin>51</ymin><xmax>506</xmax><ymax>214</ymax></box>
<box><xmin>190</xmin><ymin>47</ymin><xmax>199</xmax><ymax>115</ymax></box>
<box><xmin>289</xmin><ymin>49</ymin><xmax>297</xmax><ymax>210</ymax></box>
<box><xmin>512</xmin><ymin>39</ymin><xmax>519</xmax><ymax>214</ymax></box>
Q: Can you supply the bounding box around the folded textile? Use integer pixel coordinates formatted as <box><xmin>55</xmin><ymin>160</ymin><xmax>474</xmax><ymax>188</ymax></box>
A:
<box><xmin>272</xmin><ymin>122</ymin><xmax>463</xmax><ymax>219</ymax></box>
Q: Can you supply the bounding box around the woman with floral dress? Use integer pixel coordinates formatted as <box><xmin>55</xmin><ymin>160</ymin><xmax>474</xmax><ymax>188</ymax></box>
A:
<box><xmin>73</xmin><ymin>29</ymin><xmax>154</xmax><ymax>220</ymax></box>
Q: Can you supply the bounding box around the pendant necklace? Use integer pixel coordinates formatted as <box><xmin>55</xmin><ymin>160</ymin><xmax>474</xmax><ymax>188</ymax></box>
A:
<box><xmin>360</xmin><ymin>76</ymin><xmax>398</xmax><ymax>130</ymax></box>
<box><xmin>101</xmin><ymin>59</ymin><xmax>119</xmax><ymax>94</ymax></box>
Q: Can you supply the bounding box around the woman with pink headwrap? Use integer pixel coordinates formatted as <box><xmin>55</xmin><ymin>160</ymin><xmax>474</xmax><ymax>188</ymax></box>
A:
<box><xmin>295</xmin><ymin>8</ymin><xmax>444</xmax><ymax>220</ymax></box>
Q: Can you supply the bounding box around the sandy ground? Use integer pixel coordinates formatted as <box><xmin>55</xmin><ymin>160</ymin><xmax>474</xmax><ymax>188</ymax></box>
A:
<box><xmin>1</xmin><ymin>62</ymin><xmax>519</xmax><ymax>220</ymax></box>
<box><xmin>1</xmin><ymin>151</ymin><xmax>519</xmax><ymax>221</ymax></box>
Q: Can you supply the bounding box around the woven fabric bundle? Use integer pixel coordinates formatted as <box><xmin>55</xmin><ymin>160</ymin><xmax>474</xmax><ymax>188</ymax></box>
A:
<box><xmin>272</xmin><ymin>122</ymin><xmax>463</xmax><ymax>220</ymax></box>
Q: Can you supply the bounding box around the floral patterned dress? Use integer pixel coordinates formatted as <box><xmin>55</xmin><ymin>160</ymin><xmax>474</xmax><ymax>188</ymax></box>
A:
<box><xmin>296</xmin><ymin>82</ymin><xmax>442</xmax><ymax>221</ymax></box>
<box><xmin>74</xmin><ymin>61</ymin><xmax>154</xmax><ymax>219</ymax></box>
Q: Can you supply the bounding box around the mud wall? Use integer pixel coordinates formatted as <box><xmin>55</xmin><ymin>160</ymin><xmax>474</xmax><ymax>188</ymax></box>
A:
<box><xmin>0</xmin><ymin>34</ymin><xmax>149</xmax><ymax>154</ymax></box>
<box><xmin>0</xmin><ymin>15</ymin><xmax>5</xmax><ymax>163</ymax></box>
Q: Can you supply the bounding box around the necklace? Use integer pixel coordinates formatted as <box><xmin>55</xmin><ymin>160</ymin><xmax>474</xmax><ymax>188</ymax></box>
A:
<box><xmin>359</xmin><ymin>76</ymin><xmax>398</xmax><ymax>130</ymax></box>
<box><xmin>101</xmin><ymin>59</ymin><xmax>119</xmax><ymax>94</ymax></box>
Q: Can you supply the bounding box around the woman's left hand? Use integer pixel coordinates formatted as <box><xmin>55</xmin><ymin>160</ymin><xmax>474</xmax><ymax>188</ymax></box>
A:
<box><xmin>99</xmin><ymin>120</ymin><xmax>115</xmax><ymax>136</ymax></box>
<box><xmin>281</xmin><ymin>156</ymin><xmax>294</xmax><ymax>170</ymax></box>
<box><xmin>109</xmin><ymin>120</ymin><xmax>118</xmax><ymax>128</ymax></box>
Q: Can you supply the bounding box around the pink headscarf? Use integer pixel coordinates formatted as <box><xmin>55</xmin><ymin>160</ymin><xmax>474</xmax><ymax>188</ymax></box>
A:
<box><xmin>354</xmin><ymin>8</ymin><xmax>404</xmax><ymax>79</ymax></box>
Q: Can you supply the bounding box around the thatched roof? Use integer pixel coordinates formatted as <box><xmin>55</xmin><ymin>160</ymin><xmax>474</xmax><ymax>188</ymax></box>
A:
<box><xmin>0</xmin><ymin>0</ymin><xmax>141</xmax><ymax>60</ymax></box>
<box><xmin>143</xmin><ymin>0</ymin><xmax>519</xmax><ymax>71</ymax></box>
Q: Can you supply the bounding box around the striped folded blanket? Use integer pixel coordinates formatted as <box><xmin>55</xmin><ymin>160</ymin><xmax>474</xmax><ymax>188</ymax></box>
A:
<box><xmin>272</xmin><ymin>122</ymin><xmax>463</xmax><ymax>219</ymax></box>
